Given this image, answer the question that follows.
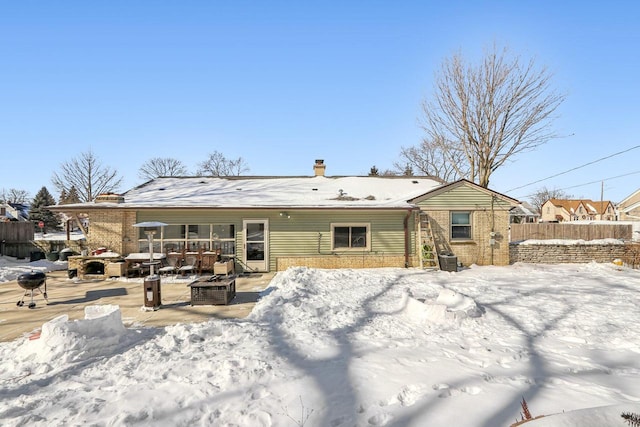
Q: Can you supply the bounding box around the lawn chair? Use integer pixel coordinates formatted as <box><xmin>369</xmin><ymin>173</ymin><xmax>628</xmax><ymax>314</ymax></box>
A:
<box><xmin>158</xmin><ymin>253</ymin><xmax>181</xmax><ymax>278</ymax></box>
<box><xmin>178</xmin><ymin>252</ymin><xmax>199</xmax><ymax>277</ymax></box>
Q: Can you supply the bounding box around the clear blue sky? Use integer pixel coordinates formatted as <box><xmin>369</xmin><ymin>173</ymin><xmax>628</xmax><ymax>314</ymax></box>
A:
<box><xmin>1</xmin><ymin>1</ymin><xmax>639</xmax><ymax>204</ymax></box>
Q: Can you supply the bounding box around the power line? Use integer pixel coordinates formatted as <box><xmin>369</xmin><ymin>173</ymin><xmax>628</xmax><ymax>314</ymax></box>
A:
<box><xmin>514</xmin><ymin>169</ymin><xmax>640</xmax><ymax>200</ymax></box>
<box><xmin>506</xmin><ymin>144</ymin><xmax>640</xmax><ymax>192</ymax></box>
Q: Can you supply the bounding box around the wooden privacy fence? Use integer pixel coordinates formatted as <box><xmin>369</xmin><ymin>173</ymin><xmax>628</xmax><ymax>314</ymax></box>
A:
<box><xmin>510</xmin><ymin>223</ymin><xmax>632</xmax><ymax>242</ymax></box>
<box><xmin>0</xmin><ymin>222</ymin><xmax>36</xmax><ymax>258</ymax></box>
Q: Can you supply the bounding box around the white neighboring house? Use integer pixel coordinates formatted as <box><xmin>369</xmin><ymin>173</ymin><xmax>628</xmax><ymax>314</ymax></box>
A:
<box><xmin>616</xmin><ymin>188</ymin><xmax>640</xmax><ymax>241</ymax></box>
<box><xmin>617</xmin><ymin>188</ymin><xmax>640</xmax><ymax>221</ymax></box>
<box><xmin>0</xmin><ymin>203</ymin><xmax>29</xmax><ymax>222</ymax></box>
<box><xmin>510</xmin><ymin>202</ymin><xmax>539</xmax><ymax>223</ymax></box>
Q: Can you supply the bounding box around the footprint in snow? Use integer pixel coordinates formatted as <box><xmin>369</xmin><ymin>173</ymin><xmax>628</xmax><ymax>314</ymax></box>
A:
<box><xmin>397</xmin><ymin>384</ymin><xmax>430</xmax><ymax>407</ymax></box>
<box><xmin>432</xmin><ymin>383</ymin><xmax>482</xmax><ymax>398</ymax></box>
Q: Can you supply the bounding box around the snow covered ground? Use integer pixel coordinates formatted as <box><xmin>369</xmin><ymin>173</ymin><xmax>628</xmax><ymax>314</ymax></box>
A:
<box><xmin>1</xmin><ymin>256</ymin><xmax>640</xmax><ymax>426</ymax></box>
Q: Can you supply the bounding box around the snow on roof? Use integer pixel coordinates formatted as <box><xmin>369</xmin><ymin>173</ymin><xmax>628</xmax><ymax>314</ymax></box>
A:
<box><xmin>95</xmin><ymin>176</ymin><xmax>444</xmax><ymax>209</ymax></box>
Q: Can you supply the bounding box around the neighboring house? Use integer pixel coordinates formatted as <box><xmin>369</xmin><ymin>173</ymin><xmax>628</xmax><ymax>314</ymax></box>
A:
<box><xmin>617</xmin><ymin>189</ymin><xmax>640</xmax><ymax>221</ymax></box>
<box><xmin>509</xmin><ymin>202</ymin><xmax>539</xmax><ymax>223</ymax></box>
<box><xmin>0</xmin><ymin>203</ymin><xmax>29</xmax><ymax>222</ymax></box>
<box><xmin>540</xmin><ymin>199</ymin><xmax>616</xmax><ymax>222</ymax></box>
<box><xmin>50</xmin><ymin>160</ymin><xmax>519</xmax><ymax>271</ymax></box>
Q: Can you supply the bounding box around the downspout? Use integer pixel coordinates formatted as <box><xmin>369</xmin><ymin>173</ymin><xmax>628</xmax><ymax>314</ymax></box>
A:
<box><xmin>490</xmin><ymin>196</ymin><xmax>496</xmax><ymax>265</ymax></box>
<box><xmin>404</xmin><ymin>209</ymin><xmax>412</xmax><ymax>268</ymax></box>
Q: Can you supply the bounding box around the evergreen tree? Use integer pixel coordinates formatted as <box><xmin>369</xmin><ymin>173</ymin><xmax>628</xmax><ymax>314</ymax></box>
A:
<box><xmin>58</xmin><ymin>189</ymin><xmax>68</xmax><ymax>205</ymax></box>
<box><xmin>29</xmin><ymin>186</ymin><xmax>60</xmax><ymax>233</ymax></box>
<box><xmin>59</xmin><ymin>186</ymin><xmax>81</xmax><ymax>204</ymax></box>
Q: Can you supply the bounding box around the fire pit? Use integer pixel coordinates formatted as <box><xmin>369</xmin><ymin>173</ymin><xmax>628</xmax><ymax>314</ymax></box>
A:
<box><xmin>17</xmin><ymin>271</ymin><xmax>48</xmax><ymax>309</ymax></box>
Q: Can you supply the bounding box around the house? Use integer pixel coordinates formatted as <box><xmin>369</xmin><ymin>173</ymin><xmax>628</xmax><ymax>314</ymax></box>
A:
<box><xmin>540</xmin><ymin>198</ymin><xmax>616</xmax><ymax>222</ymax></box>
<box><xmin>509</xmin><ymin>201</ymin><xmax>539</xmax><ymax>223</ymax></box>
<box><xmin>617</xmin><ymin>189</ymin><xmax>640</xmax><ymax>221</ymax></box>
<box><xmin>50</xmin><ymin>160</ymin><xmax>519</xmax><ymax>271</ymax></box>
<box><xmin>0</xmin><ymin>203</ymin><xmax>29</xmax><ymax>222</ymax></box>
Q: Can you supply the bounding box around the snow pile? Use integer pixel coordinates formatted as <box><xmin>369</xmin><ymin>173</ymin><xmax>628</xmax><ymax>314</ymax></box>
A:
<box><xmin>519</xmin><ymin>238</ymin><xmax>624</xmax><ymax>245</ymax></box>
<box><xmin>2</xmin><ymin>263</ymin><xmax>640</xmax><ymax>426</ymax></box>
<box><xmin>402</xmin><ymin>288</ymin><xmax>483</xmax><ymax>323</ymax></box>
<box><xmin>527</xmin><ymin>404</ymin><xmax>640</xmax><ymax>426</ymax></box>
<box><xmin>0</xmin><ymin>257</ymin><xmax>66</xmax><ymax>283</ymax></box>
<box><xmin>4</xmin><ymin>305</ymin><xmax>129</xmax><ymax>379</ymax></box>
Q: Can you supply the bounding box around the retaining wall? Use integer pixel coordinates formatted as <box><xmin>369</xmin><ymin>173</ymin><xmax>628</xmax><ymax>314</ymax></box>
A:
<box><xmin>509</xmin><ymin>242</ymin><xmax>640</xmax><ymax>268</ymax></box>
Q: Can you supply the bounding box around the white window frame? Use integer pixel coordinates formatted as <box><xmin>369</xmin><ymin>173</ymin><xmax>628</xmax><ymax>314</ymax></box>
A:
<box><xmin>330</xmin><ymin>223</ymin><xmax>371</xmax><ymax>251</ymax></box>
<box><xmin>137</xmin><ymin>223</ymin><xmax>236</xmax><ymax>255</ymax></box>
<box><xmin>450</xmin><ymin>212</ymin><xmax>472</xmax><ymax>240</ymax></box>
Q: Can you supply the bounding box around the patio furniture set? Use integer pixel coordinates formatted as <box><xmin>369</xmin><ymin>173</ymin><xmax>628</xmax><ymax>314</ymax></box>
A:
<box><xmin>124</xmin><ymin>249</ymin><xmax>235</xmax><ymax>279</ymax></box>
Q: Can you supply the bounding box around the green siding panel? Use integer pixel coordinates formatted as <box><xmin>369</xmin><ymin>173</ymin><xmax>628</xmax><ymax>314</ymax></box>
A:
<box><xmin>137</xmin><ymin>209</ymin><xmax>414</xmax><ymax>271</ymax></box>
<box><xmin>417</xmin><ymin>185</ymin><xmax>513</xmax><ymax>210</ymax></box>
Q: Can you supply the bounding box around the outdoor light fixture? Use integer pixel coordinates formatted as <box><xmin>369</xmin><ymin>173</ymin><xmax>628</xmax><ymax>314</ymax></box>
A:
<box><xmin>279</xmin><ymin>212</ymin><xmax>290</xmax><ymax>219</ymax></box>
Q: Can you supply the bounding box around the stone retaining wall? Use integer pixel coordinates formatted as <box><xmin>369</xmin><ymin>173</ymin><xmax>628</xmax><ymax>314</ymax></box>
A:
<box><xmin>509</xmin><ymin>243</ymin><xmax>640</xmax><ymax>268</ymax></box>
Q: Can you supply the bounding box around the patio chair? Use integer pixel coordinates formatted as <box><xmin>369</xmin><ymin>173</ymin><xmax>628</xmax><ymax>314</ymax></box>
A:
<box><xmin>158</xmin><ymin>253</ymin><xmax>181</xmax><ymax>278</ymax></box>
<box><xmin>178</xmin><ymin>252</ymin><xmax>199</xmax><ymax>277</ymax></box>
<box><xmin>199</xmin><ymin>250</ymin><xmax>220</xmax><ymax>275</ymax></box>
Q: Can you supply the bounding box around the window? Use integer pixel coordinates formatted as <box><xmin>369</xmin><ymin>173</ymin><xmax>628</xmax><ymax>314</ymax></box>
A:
<box><xmin>213</xmin><ymin>224</ymin><xmax>236</xmax><ymax>257</ymax></box>
<box><xmin>138</xmin><ymin>223</ymin><xmax>236</xmax><ymax>255</ymax></box>
<box><xmin>331</xmin><ymin>223</ymin><xmax>370</xmax><ymax>251</ymax></box>
<box><xmin>451</xmin><ymin>212</ymin><xmax>471</xmax><ymax>240</ymax></box>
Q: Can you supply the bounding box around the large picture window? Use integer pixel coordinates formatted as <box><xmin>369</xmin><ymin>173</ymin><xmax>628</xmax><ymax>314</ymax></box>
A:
<box><xmin>138</xmin><ymin>223</ymin><xmax>235</xmax><ymax>256</ymax></box>
<box><xmin>331</xmin><ymin>223</ymin><xmax>370</xmax><ymax>251</ymax></box>
<box><xmin>451</xmin><ymin>212</ymin><xmax>471</xmax><ymax>240</ymax></box>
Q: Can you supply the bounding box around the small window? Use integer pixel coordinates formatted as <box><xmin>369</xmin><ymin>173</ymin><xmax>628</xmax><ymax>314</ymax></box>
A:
<box><xmin>331</xmin><ymin>224</ymin><xmax>370</xmax><ymax>250</ymax></box>
<box><xmin>451</xmin><ymin>212</ymin><xmax>471</xmax><ymax>240</ymax></box>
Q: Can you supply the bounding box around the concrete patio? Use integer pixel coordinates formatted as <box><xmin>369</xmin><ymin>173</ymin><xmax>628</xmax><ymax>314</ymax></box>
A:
<box><xmin>0</xmin><ymin>270</ymin><xmax>275</xmax><ymax>342</ymax></box>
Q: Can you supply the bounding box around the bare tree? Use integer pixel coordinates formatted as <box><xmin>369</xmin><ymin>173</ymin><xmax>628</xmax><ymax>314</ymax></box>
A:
<box><xmin>394</xmin><ymin>136</ymin><xmax>468</xmax><ymax>182</ymax></box>
<box><xmin>0</xmin><ymin>188</ymin><xmax>30</xmax><ymax>204</ymax></box>
<box><xmin>197</xmin><ymin>151</ymin><xmax>249</xmax><ymax>176</ymax></box>
<box><xmin>51</xmin><ymin>150</ymin><xmax>123</xmax><ymax>202</ymax></box>
<box><xmin>138</xmin><ymin>157</ymin><xmax>188</xmax><ymax>181</ymax></box>
<box><xmin>421</xmin><ymin>44</ymin><xmax>566</xmax><ymax>187</ymax></box>
<box><xmin>528</xmin><ymin>186</ymin><xmax>573</xmax><ymax>215</ymax></box>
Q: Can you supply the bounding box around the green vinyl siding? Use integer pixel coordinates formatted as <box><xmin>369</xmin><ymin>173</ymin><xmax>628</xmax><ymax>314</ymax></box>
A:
<box><xmin>416</xmin><ymin>185</ymin><xmax>513</xmax><ymax>210</ymax></box>
<box><xmin>137</xmin><ymin>209</ymin><xmax>413</xmax><ymax>271</ymax></box>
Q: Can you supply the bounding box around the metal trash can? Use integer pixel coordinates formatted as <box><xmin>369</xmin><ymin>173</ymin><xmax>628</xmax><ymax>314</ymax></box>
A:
<box><xmin>59</xmin><ymin>249</ymin><xmax>77</xmax><ymax>261</ymax></box>
<box><xmin>438</xmin><ymin>252</ymin><xmax>458</xmax><ymax>272</ymax></box>
<box><xmin>30</xmin><ymin>251</ymin><xmax>46</xmax><ymax>262</ymax></box>
<box><xmin>143</xmin><ymin>274</ymin><xmax>161</xmax><ymax>309</ymax></box>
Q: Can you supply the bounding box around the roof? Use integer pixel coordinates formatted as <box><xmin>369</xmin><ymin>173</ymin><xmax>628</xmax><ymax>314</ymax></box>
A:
<box><xmin>510</xmin><ymin>202</ymin><xmax>539</xmax><ymax>217</ymax></box>
<box><xmin>55</xmin><ymin>176</ymin><xmax>445</xmax><ymax>210</ymax></box>
<box><xmin>618</xmin><ymin>188</ymin><xmax>640</xmax><ymax>206</ymax></box>
<box><xmin>408</xmin><ymin>179</ymin><xmax>520</xmax><ymax>205</ymax></box>
<box><xmin>547</xmin><ymin>198</ymin><xmax>613</xmax><ymax>215</ymax></box>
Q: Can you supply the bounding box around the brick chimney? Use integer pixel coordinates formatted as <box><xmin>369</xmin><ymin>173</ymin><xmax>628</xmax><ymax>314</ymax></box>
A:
<box><xmin>95</xmin><ymin>193</ymin><xmax>125</xmax><ymax>203</ymax></box>
<box><xmin>313</xmin><ymin>159</ymin><xmax>326</xmax><ymax>176</ymax></box>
